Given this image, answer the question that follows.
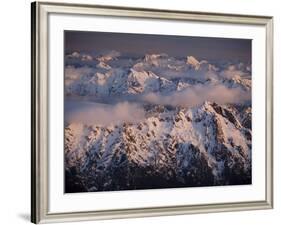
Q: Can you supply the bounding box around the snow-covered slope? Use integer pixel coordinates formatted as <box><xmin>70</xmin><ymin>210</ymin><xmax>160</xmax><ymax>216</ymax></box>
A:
<box><xmin>186</xmin><ymin>56</ymin><xmax>200</xmax><ymax>69</ymax></box>
<box><xmin>65</xmin><ymin>102</ymin><xmax>251</xmax><ymax>192</ymax></box>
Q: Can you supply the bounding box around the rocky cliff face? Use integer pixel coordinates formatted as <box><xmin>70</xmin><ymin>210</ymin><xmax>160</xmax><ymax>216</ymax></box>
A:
<box><xmin>65</xmin><ymin>102</ymin><xmax>251</xmax><ymax>192</ymax></box>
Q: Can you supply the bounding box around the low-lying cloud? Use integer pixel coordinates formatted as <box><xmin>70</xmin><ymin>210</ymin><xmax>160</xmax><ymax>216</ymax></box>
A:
<box><xmin>65</xmin><ymin>66</ymin><xmax>93</xmax><ymax>85</ymax></box>
<box><xmin>142</xmin><ymin>84</ymin><xmax>251</xmax><ymax>107</ymax></box>
<box><xmin>66</xmin><ymin>101</ymin><xmax>145</xmax><ymax>126</ymax></box>
<box><xmin>220</xmin><ymin>65</ymin><xmax>249</xmax><ymax>79</ymax></box>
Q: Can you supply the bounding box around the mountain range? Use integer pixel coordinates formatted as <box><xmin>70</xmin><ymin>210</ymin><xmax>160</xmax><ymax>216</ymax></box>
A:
<box><xmin>64</xmin><ymin>51</ymin><xmax>252</xmax><ymax>192</ymax></box>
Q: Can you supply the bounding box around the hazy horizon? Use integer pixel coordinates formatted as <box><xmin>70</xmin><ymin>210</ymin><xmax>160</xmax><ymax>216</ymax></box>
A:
<box><xmin>65</xmin><ymin>31</ymin><xmax>252</xmax><ymax>62</ymax></box>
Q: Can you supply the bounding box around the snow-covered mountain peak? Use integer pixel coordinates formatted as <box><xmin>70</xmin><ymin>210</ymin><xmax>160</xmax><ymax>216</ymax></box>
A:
<box><xmin>96</xmin><ymin>61</ymin><xmax>111</xmax><ymax>70</ymax></box>
<box><xmin>186</xmin><ymin>56</ymin><xmax>200</xmax><ymax>69</ymax></box>
<box><xmin>222</xmin><ymin>76</ymin><xmax>252</xmax><ymax>91</ymax></box>
<box><xmin>66</xmin><ymin>51</ymin><xmax>93</xmax><ymax>62</ymax></box>
<box><xmin>127</xmin><ymin>69</ymin><xmax>160</xmax><ymax>94</ymax></box>
<box><xmin>71</xmin><ymin>51</ymin><xmax>80</xmax><ymax>58</ymax></box>
<box><xmin>201</xmin><ymin>101</ymin><xmax>215</xmax><ymax>111</ymax></box>
<box><xmin>97</xmin><ymin>55</ymin><xmax>114</xmax><ymax>62</ymax></box>
<box><xmin>144</xmin><ymin>53</ymin><xmax>168</xmax><ymax>66</ymax></box>
<box><xmin>144</xmin><ymin>53</ymin><xmax>167</xmax><ymax>61</ymax></box>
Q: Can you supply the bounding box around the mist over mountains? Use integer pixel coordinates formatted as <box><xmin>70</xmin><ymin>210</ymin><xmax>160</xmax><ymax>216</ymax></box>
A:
<box><xmin>64</xmin><ymin>50</ymin><xmax>252</xmax><ymax>193</ymax></box>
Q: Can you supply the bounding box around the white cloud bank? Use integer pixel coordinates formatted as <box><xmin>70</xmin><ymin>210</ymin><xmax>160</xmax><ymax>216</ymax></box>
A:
<box><xmin>67</xmin><ymin>101</ymin><xmax>145</xmax><ymax>126</ymax></box>
<box><xmin>65</xmin><ymin>66</ymin><xmax>93</xmax><ymax>86</ymax></box>
<box><xmin>143</xmin><ymin>84</ymin><xmax>251</xmax><ymax>108</ymax></box>
<box><xmin>219</xmin><ymin>65</ymin><xmax>250</xmax><ymax>79</ymax></box>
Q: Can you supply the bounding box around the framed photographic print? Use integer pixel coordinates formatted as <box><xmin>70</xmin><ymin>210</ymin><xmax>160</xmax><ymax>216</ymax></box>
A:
<box><xmin>31</xmin><ymin>1</ymin><xmax>273</xmax><ymax>223</ymax></box>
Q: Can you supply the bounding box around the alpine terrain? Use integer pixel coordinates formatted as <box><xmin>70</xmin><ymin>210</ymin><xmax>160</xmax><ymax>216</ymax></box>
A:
<box><xmin>64</xmin><ymin>50</ymin><xmax>252</xmax><ymax>193</ymax></box>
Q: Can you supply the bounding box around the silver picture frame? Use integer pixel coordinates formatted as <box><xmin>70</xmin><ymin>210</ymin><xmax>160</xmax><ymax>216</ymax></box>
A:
<box><xmin>31</xmin><ymin>1</ymin><xmax>273</xmax><ymax>223</ymax></box>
